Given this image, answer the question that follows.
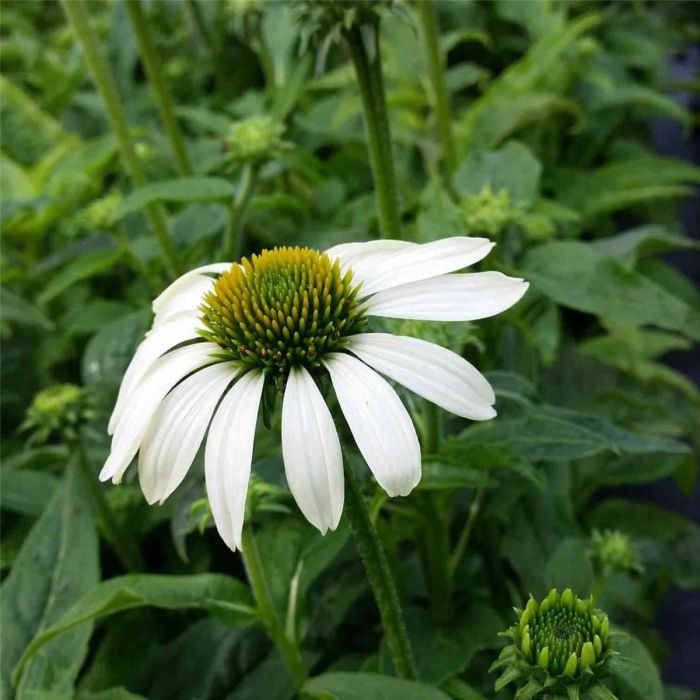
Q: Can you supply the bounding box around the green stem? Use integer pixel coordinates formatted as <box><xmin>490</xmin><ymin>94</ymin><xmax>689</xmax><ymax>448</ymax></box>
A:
<box><xmin>418</xmin><ymin>0</ymin><xmax>456</xmax><ymax>177</ymax></box>
<box><xmin>240</xmin><ymin>523</ymin><xmax>307</xmax><ymax>688</ymax></box>
<box><xmin>449</xmin><ymin>487</ymin><xmax>484</xmax><ymax>579</ymax></box>
<box><xmin>76</xmin><ymin>441</ymin><xmax>145</xmax><ymax>572</ymax></box>
<box><xmin>345</xmin><ymin>23</ymin><xmax>401</xmax><ymax>239</ymax></box>
<box><xmin>126</xmin><ymin>0</ymin><xmax>193</xmax><ymax>176</ymax></box>
<box><xmin>223</xmin><ymin>162</ymin><xmax>258</xmax><ymax>261</ymax></box>
<box><xmin>62</xmin><ymin>0</ymin><xmax>180</xmax><ymax>278</ymax></box>
<box><xmin>344</xmin><ymin>466</ymin><xmax>417</xmax><ymax>679</ymax></box>
<box><xmin>112</xmin><ymin>225</ymin><xmax>161</xmax><ymax>296</ymax></box>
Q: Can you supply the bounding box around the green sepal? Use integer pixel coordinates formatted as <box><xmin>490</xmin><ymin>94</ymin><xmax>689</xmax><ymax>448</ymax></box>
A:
<box><xmin>515</xmin><ymin>677</ymin><xmax>544</xmax><ymax>700</ymax></box>
<box><xmin>582</xmin><ymin>681</ymin><xmax>618</xmax><ymax>700</ymax></box>
<box><xmin>495</xmin><ymin>665</ymin><xmax>523</xmax><ymax>691</ymax></box>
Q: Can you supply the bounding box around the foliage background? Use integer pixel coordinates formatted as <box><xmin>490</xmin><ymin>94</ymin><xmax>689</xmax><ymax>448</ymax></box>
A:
<box><xmin>1</xmin><ymin>1</ymin><xmax>699</xmax><ymax>699</ymax></box>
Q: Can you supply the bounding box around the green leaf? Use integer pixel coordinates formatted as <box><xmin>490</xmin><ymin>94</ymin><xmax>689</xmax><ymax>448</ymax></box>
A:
<box><xmin>521</xmin><ymin>241</ymin><xmax>700</xmax><ymax>340</ymax></box>
<box><xmin>116</xmin><ymin>178</ymin><xmax>233</xmax><ymax>219</ymax></box>
<box><xmin>37</xmin><ymin>247</ymin><xmax>123</xmax><ymax>304</ymax></box>
<box><xmin>0</xmin><ymin>467</ymin><xmax>59</xmax><ymax>516</ymax></box>
<box><xmin>454</xmin><ymin>140</ymin><xmax>542</xmax><ymax>205</ymax></box>
<box><xmin>0</xmin><ymin>287</ymin><xmax>53</xmax><ymax>331</ymax></box>
<box><xmin>302</xmin><ymin>672</ymin><xmax>451</xmax><ymax>700</ymax></box>
<box><xmin>591</xmin><ymin>226</ymin><xmax>698</xmax><ymax>263</ymax></box>
<box><xmin>80</xmin><ymin>689</ymin><xmax>149</xmax><ymax>700</ymax></box>
<box><xmin>544</xmin><ymin>537</ymin><xmax>595</xmax><ymax>595</ymax></box>
<box><xmin>13</xmin><ymin>573</ymin><xmax>256</xmax><ymax>681</ymax></box>
<box><xmin>1</xmin><ymin>460</ymin><xmax>99</xmax><ymax>698</ymax></box>
<box><xmin>586</xmin><ymin>499</ymin><xmax>695</xmax><ymax>541</ymax></box>
<box><xmin>609</xmin><ymin>632</ymin><xmax>663</xmax><ymax>700</ymax></box>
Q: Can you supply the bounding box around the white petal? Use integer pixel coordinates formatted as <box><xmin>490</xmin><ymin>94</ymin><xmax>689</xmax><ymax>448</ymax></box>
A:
<box><xmin>348</xmin><ymin>333</ymin><xmax>496</xmax><ymax>421</ymax></box>
<box><xmin>152</xmin><ymin>279</ymin><xmax>214</xmax><ymax>328</ymax></box>
<box><xmin>205</xmin><ymin>370</ymin><xmax>264</xmax><ymax>551</ymax></box>
<box><xmin>352</xmin><ymin>237</ymin><xmax>494</xmax><ymax>298</ymax></box>
<box><xmin>152</xmin><ymin>262</ymin><xmax>231</xmax><ymax>314</ymax></box>
<box><xmin>325</xmin><ymin>240</ymin><xmax>415</xmax><ymax>273</ymax></box>
<box><xmin>100</xmin><ymin>343</ymin><xmax>218</xmax><ymax>483</ymax></box>
<box><xmin>323</xmin><ymin>353</ymin><xmax>420</xmax><ymax>497</ymax></box>
<box><xmin>365</xmin><ymin>272</ymin><xmax>529</xmax><ymax>321</ymax></box>
<box><xmin>108</xmin><ymin>315</ymin><xmax>202</xmax><ymax>434</ymax></box>
<box><xmin>138</xmin><ymin>362</ymin><xmax>236</xmax><ymax>505</ymax></box>
<box><xmin>282</xmin><ymin>366</ymin><xmax>344</xmax><ymax>534</ymax></box>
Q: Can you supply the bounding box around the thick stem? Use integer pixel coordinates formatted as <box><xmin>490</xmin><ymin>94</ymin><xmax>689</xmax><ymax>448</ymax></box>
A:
<box><xmin>62</xmin><ymin>0</ymin><xmax>180</xmax><ymax>277</ymax></box>
<box><xmin>344</xmin><ymin>467</ymin><xmax>417</xmax><ymax>679</ymax></box>
<box><xmin>418</xmin><ymin>0</ymin><xmax>456</xmax><ymax>177</ymax></box>
<box><xmin>345</xmin><ymin>23</ymin><xmax>401</xmax><ymax>239</ymax></box>
<box><xmin>240</xmin><ymin>523</ymin><xmax>307</xmax><ymax>688</ymax></box>
<box><xmin>126</xmin><ymin>0</ymin><xmax>193</xmax><ymax>176</ymax></box>
<box><xmin>76</xmin><ymin>441</ymin><xmax>145</xmax><ymax>572</ymax></box>
<box><xmin>223</xmin><ymin>162</ymin><xmax>258</xmax><ymax>261</ymax></box>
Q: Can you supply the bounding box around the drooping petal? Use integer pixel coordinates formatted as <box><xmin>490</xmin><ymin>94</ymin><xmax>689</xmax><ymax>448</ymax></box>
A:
<box><xmin>323</xmin><ymin>353</ymin><xmax>421</xmax><ymax>497</ymax></box>
<box><xmin>204</xmin><ymin>370</ymin><xmax>264</xmax><ymax>551</ymax></box>
<box><xmin>348</xmin><ymin>333</ymin><xmax>496</xmax><ymax>421</ymax></box>
<box><xmin>281</xmin><ymin>366</ymin><xmax>344</xmax><ymax>534</ymax></box>
<box><xmin>351</xmin><ymin>237</ymin><xmax>494</xmax><ymax>298</ymax></box>
<box><xmin>138</xmin><ymin>362</ymin><xmax>237</xmax><ymax>505</ymax></box>
<box><xmin>325</xmin><ymin>240</ymin><xmax>415</xmax><ymax>273</ymax></box>
<box><xmin>152</xmin><ymin>262</ymin><xmax>232</xmax><ymax>315</ymax></box>
<box><xmin>100</xmin><ymin>342</ymin><xmax>218</xmax><ymax>484</ymax></box>
<box><xmin>109</xmin><ymin>315</ymin><xmax>202</xmax><ymax>434</ymax></box>
<box><xmin>364</xmin><ymin>271</ymin><xmax>528</xmax><ymax>321</ymax></box>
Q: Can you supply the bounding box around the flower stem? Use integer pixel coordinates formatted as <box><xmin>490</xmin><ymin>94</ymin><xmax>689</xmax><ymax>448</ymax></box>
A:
<box><xmin>417</xmin><ymin>0</ymin><xmax>456</xmax><ymax>177</ymax></box>
<box><xmin>223</xmin><ymin>162</ymin><xmax>258</xmax><ymax>261</ymax></box>
<box><xmin>449</xmin><ymin>487</ymin><xmax>484</xmax><ymax>579</ymax></box>
<box><xmin>345</xmin><ymin>23</ymin><xmax>401</xmax><ymax>239</ymax></box>
<box><xmin>76</xmin><ymin>440</ymin><xmax>145</xmax><ymax>572</ymax></box>
<box><xmin>126</xmin><ymin>0</ymin><xmax>193</xmax><ymax>176</ymax></box>
<box><xmin>61</xmin><ymin>0</ymin><xmax>180</xmax><ymax>278</ymax></box>
<box><xmin>240</xmin><ymin>523</ymin><xmax>307</xmax><ymax>688</ymax></box>
<box><xmin>344</xmin><ymin>466</ymin><xmax>417</xmax><ymax>679</ymax></box>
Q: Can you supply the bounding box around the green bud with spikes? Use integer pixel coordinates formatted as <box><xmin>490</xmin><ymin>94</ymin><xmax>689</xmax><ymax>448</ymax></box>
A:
<box><xmin>489</xmin><ymin>588</ymin><xmax>618</xmax><ymax>699</ymax></box>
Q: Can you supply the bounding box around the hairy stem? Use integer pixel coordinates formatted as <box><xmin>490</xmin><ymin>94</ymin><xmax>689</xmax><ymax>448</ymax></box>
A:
<box><xmin>126</xmin><ymin>0</ymin><xmax>193</xmax><ymax>176</ymax></box>
<box><xmin>223</xmin><ymin>162</ymin><xmax>258</xmax><ymax>261</ymax></box>
<box><xmin>345</xmin><ymin>23</ymin><xmax>401</xmax><ymax>239</ymax></box>
<box><xmin>240</xmin><ymin>523</ymin><xmax>307</xmax><ymax>688</ymax></box>
<box><xmin>76</xmin><ymin>441</ymin><xmax>145</xmax><ymax>572</ymax></box>
<box><xmin>344</xmin><ymin>466</ymin><xmax>417</xmax><ymax>678</ymax></box>
<box><xmin>418</xmin><ymin>0</ymin><xmax>456</xmax><ymax>176</ymax></box>
<box><xmin>62</xmin><ymin>0</ymin><xmax>180</xmax><ymax>277</ymax></box>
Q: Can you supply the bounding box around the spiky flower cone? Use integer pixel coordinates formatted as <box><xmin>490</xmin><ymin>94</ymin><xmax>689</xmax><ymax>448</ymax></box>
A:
<box><xmin>490</xmin><ymin>588</ymin><xmax>618</xmax><ymax>700</ymax></box>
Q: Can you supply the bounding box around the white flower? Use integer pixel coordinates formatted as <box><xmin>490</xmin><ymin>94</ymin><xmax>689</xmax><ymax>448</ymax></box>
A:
<box><xmin>101</xmin><ymin>238</ymin><xmax>527</xmax><ymax>549</ymax></box>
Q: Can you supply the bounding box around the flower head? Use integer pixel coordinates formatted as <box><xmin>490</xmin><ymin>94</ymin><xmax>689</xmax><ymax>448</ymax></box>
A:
<box><xmin>491</xmin><ymin>588</ymin><xmax>617</xmax><ymax>699</ymax></box>
<box><xmin>224</xmin><ymin>115</ymin><xmax>287</xmax><ymax>164</ymax></box>
<box><xmin>22</xmin><ymin>383</ymin><xmax>93</xmax><ymax>445</ymax></box>
<box><xmin>101</xmin><ymin>238</ymin><xmax>527</xmax><ymax>549</ymax></box>
<box><xmin>589</xmin><ymin>529</ymin><xmax>643</xmax><ymax>577</ymax></box>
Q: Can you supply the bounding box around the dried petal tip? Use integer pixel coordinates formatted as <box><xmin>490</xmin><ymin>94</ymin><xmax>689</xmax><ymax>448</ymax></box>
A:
<box><xmin>491</xmin><ymin>588</ymin><xmax>618</xmax><ymax>699</ymax></box>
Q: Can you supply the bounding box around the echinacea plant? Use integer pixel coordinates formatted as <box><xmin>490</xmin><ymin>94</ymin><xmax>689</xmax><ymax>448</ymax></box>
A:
<box><xmin>491</xmin><ymin>588</ymin><xmax>617</xmax><ymax>700</ymax></box>
<box><xmin>589</xmin><ymin>529</ymin><xmax>643</xmax><ymax>578</ymax></box>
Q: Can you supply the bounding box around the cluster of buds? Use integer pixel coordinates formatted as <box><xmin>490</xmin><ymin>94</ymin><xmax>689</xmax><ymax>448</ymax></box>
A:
<box><xmin>223</xmin><ymin>115</ymin><xmax>288</xmax><ymax>165</ymax></box>
<box><xmin>82</xmin><ymin>191</ymin><xmax>122</xmax><ymax>231</ymax></box>
<box><xmin>589</xmin><ymin>529</ymin><xmax>643</xmax><ymax>578</ymax></box>
<box><xmin>21</xmin><ymin>384</ymin><xmax>94</xmax><ymax>445</ymax></box>
<box><xmin>491</xmin><ymin>588</ymin><xmax>617</xmax><ymax>699</ymax></box>
<box><xmin>460</xmin><ymin>186</ymin><xmax>517</xmax><ymax>237</ymax></box>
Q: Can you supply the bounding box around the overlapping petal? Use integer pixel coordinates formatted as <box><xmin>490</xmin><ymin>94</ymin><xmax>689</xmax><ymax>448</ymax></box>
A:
<box><xmin>152</xmin><ymin>262</ymin><xmax>231</xmax><ymax>314</ymax></box>
<box><xmin>323</xmin><ymin>352</ymin><xmax>420</xmax><ymax>497</ymax></box>
<box><xmin>282</xmin><ymin>366</ymin><xmax>344</xmax><ymax>534</ymax></box>
<box><xmin>205</xmin><ymin>370</ymin><xmax>265</xmax><ymax>551</ymax></box>
<box><xmin>100</xmin><ymin>342</ymin><xmax>217</xmax><ymax>484</ymax></box>
<box><xmin>364</xmin><ymin>271</ymin><xmax>528</xmax><ymax>321</ymax></box>
<box><xmin>348</xmin><ymin>333</ymin><xmax>496</xmax><ymax>421</ymax></box>
<box><xmin>138</xmin><ymin>361</ymin><xmax>236</xmax><ymax>504</ymax></box>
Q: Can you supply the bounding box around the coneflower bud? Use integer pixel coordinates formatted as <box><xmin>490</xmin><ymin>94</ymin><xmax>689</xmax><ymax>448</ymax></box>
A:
<box><xmin>589</xmin><ymin>529</ymin><xmax>643</xmax><ymax>577</ymax></box>
<box><xmin>223</xmin><ymin>115</ymin><xmax>287</xmax><ymax>164</ymax></box>
<box><xmin>21</xmin><ymin>384</ymin><xmax>94</xmax><ymax>445</ymax></box>
<box><xmin>490</xmin><ymin>588</ymin><xmax>618</xmax><ymax>699</ymax></box>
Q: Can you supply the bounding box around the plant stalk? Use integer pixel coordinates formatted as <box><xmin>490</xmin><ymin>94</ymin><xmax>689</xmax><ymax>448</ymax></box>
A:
<box><xmin>62</xmin><ymin>0</ymin><xmax>180</xmax><ymax>278</ymax></box>
<box><xmin>240</xmin><ymin>523</ymin><xmax>307</xmax><ymax>688</ymax></box>
<box><xmin>418</xmin><ymin>0</ymin><xmax>456</xmax><ymax>176</ymax></box>
<box><xmin>76</xmin><ymin>441</ymin><xmax>145</xmax><ymax>572</ymax></box>
<box><xmin>345</xmin><ymin>23</ymin><xmax>401</xmax><ymax>239</ymax></box>
<box><xmin>344</xmin><ymin>466</ymin><xmax>417</xmax><ymax>679</ymax></box>
<box><xmin>223</xmin><ymin>162</ymin><xmax>258</xmax><ymax>261</ymax></box>
<box><xmin>449</xmin><ymin>486</ymin><xmax>484</xmax><ymax>579</ymax></box>
<box><xmin>126</xmin><ymin>0</ymin><xmax>193</xmax><ymax>176</ymax></box>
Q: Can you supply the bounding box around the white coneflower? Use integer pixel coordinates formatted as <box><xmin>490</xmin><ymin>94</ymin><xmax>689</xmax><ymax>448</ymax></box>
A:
<box><xmin>101</xmin><ymin>238</ymin><xmax>527</xmax><ymax>549</ymax></box>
